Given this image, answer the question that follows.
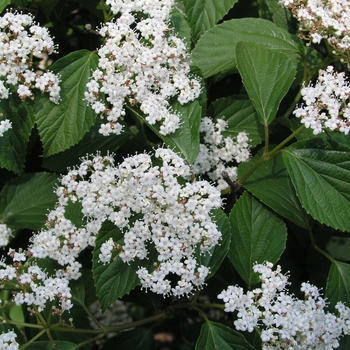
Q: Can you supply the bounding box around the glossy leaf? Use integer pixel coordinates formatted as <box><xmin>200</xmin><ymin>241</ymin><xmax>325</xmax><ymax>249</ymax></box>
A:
<box><xmin>183</xmin><ymin>0</ymin><xmax>239</xmax><ymax>40</ymax></box>
<box><xmin>282</xmin><ymin>139</ymin><xmax>350</xmax><ymax>231</ymax></box>
<box><xmin>196</xmin><ymin>321</ymin><xmax>255</xmax><ymax>350</ymax></box>
<box><xmin>0</xmin><ymin>94</ymin><xmax>35</xmax><ymax>174</ymax></box>
<box><xmin>192</xmin><ymin>18</ymin><xmax>303</xmax><ymax>78</ymax></box>
<box><xmin>238</xmin><ymin>149</ymin><xmax>311</xmax><ymax>228</ymax></box>
<box><xmin>208</xmin><ymin>96</ymin><xmax>264</xmax><ymax>147</ymax></box>
<box><xmin>229</xmin><ymin>192</ymin><xmax>287</xmax><ymax>287</ymax></box>
<box><xmin>0</xmin><ymin>172</ymin><xmax>58</xmax><ymax>230</ymax></box>
<box><xmin>35</xmin><ymin>50</ymin><xmax>99</xmax><ymax>156</ymax></box>
<box><xmin>326</xmin><ymin>260</ymin><xmax>350</xmax><ymax>311</ymax></box>
<box><xmin>236</xmin><ymin>42</ymin><xmax>296</xmax><ymax>126</ymax></box>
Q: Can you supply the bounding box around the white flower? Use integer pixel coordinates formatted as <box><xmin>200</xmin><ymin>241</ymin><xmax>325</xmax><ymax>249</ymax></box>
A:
<box><xmin>0</xmin><ymin>223</ymin><xmax>12</xmax><ymax>245</ymax></box>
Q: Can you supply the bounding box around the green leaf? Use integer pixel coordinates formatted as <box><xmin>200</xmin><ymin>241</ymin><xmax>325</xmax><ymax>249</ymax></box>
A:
<box><xmin>170</xmin><ymin>5</ymin><xmax>192</xmax><ymax>51</ymax></box>
<box><xmin>282</xmin><ymin>139</ymin><xmax>350</xmax><ymax>232</ymax></box>
<box><xmin>326</xmin><ymin>260</ymin><xmax>350</xmax><ymax>311</ymax></box>
<box><xmin>259</xmin><ymin>0</ymin><xmax>295</xmax><ymax>31</ymax></box>
<box><xmin>192</xmin><ymin>18</ymin><xmax>303</xmax><ymax>78</ymax></box>
<box><xmin>35</xmin><ymin>50</ymin><xmax>99</xmax><ymax>156</ymax></box>
<box><xmin>238</xmin><ymin>149</ymin><xmax>311</xmax><ymax>228</ymax></box>
<box><xmin>25</xmin><ymin>341</ymin><xmax>77</xmax><ymax>350</ymax></box>
<box><xmin>103</xmin><ymin>328</ymin><xmax>155</xmax><ymax>350</ymax></box>
<box><xmin>0</xmin><ymin>94</ymin><xmax>35</xmax><ymax>174</ymax></box>
<box><xmin>0</xmin><ymin>172</ymin><xmax>58</xmax><ymax>230</ymax></box>
<box><xmin>208</xmin><ymin>96</ymin><xmax>264</xmax><ymax>147</ymax></box>
<box><xmin>183</xmin><ymin>0</ymin><xmax>239</xmax><ymax>40</ymax></box>
<box><xmin>196</xmin><ymin>321</ymin><xmax>255</xmax><ymax>350</ymax></box>
<box><xmin>0</xmin><ymin>0</ymin><xmax>11</xmax><ymax>13</ymax></box>
<box><xmin>42</xmin><ymin>121</ymin><xmax>132</xmax><ymax>172</ymax></box>
<box><xmin>228</xmin><ymin>192</ymin><xmax>287</xmax><ymax>287</ymax></box>
<box><xmin>129</xmin><ymin>100</ymin><xmax>201</xmax><ymax>164</ymax></box>
<box><xmin>197</xmin><ymin>208</ymin><xmax>231</xmax><ymax>279</ymax></box>
<box><xmin>236</xmin><ymin>42</ymin><xmax>296</xmax><ymax>126</ymax></box>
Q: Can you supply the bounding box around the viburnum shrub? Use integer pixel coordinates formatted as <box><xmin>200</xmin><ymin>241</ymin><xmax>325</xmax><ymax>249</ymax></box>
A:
<box><xmin>0</xmin><ymin>0</ymin><xmax>350</xmax><ymax>349</ymax></box>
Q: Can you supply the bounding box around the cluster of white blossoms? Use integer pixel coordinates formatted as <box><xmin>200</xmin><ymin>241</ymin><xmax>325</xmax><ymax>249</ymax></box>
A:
<box><xmin>0</xmin><ymin>330</ymin><xmax>19</xmax><ymax>350</ymax></box>
<box><xmin>0</xmin><ymin>249</ymin><xmax>72</xmax><ymax>314</ymax></box>
<box><xmin>30</xmin><ymin>148</ymin><xmax>222</xmax><ymax>297</ymax></box>
<box><xmin>0</xmin><ymin>11</ymin><xmax>60</xmax><ymax>103</ymax></box>
<box><xmin>84</xmin><ymin>0</ymin><xmax>201</xmax><ymax>136</ymax></box>
<box><xmin>0</xmin><ymin>119</ymin><xmax>12</xmax><ymax>137</ymax></box>
<box><xmin>218</xmin><ymin>262</ymin><xmax>350</xmax><ymax>349</ymax></box>
<box><xmin>293</xmin><ymin>66</ymin><xmax>350</xmax><ymax>135</ymax></box>
<box><xmin>193</xmin><ymin>117</ymin><xmax>251</xmax><ymax>190</ymax></box>
<box><xmin>279</xmin><ymin>0</ymin><xmax>350</xmax><ymax>61</ymax></box>
<box><xmin>0</xmin><ymin>223</ymin><xmax>12</xmax><ymax>246</ymax></box>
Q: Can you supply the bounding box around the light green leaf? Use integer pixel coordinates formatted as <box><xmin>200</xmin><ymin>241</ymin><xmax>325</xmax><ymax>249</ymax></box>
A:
<box><xmin>326</xmin><ymin>260</ymin><xmax>350</xmax><ymax>311</ymax></box>
<box><xmin>236</xmin><ymin>42</ymin><xmax>296</xmax><ymax>126</ymax></box>
<box><xmin>0</xmin><ymin>0</ymin><xmax>11</xmax><ymax>13</ymax></box>
<box><xmin>197</xmin><ymin>208</ymin><xmax>231</xmax><ymax>279</ymax></box>
<box><xmin>282</xmin><ymin>139</ymin><xmax>350</xmax><ymax>232</ymax></box>
<box><xmin>25</xmin><ymin>341</ymin><xmax>77</xmax><ymax>350</ymax></box>
<box><xmin>128</xmin><ymin>100</ymin><xmax>201</xmax><ymax>164</ymax></box>
<box><xmin>208</xmin><ymin>96</ymin><xmax>264</xmax><ymax>147</ymax></box>
<box><xmin>228</xmin><ymin>192</ymin><xmax>287</xmax><ymax>287</ymax></box>
<box><xmin>0</xmin><ymin>94</ymin><xmax>35</xmax><ymax>174</ymax></box>
<box><xmin>238</xmin><ymin>149</ymin><xmax>311</xmax><ymax>228</ymax></box>
<box><xmin>103</xmin><ymin>328</ymin><xmax>155</xmax><ymax>350</ymax></box>
<box><xmin>192</xmin><ymin>18</ymin><xmax>303</xmax><ymax>78</ymax></box>
<box><xmin>35</xmin><ymin>50</ymin><xmax>99</xmax><ymax>156</ymax></box>
<box><xmin>0</xmin><ymin>172</ymin><xmax>58</xmax><ymax>230</ymax></box>
<box><xmin>183</xmin><ymin>0</ymin><xmax>239</xmax><ymax>40</ymax></box>
<box><xmin>196</xmin><ymin>321</ymin><xmax>255</xmax><ymax>350</ymax></box>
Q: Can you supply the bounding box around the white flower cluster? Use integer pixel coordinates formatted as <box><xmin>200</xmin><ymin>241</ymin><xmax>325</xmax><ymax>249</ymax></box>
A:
<box><xmin>0</xmin><ymin>249</ymin><xmax>72</xmax><ymax>314</ymax></box>
<box><xmin>0</xmin><ymin>11</ymin><xmax>60</xmax><ymax>103</ymax></box>
<box><xmin>0</xmin><ymin>330</ymin><xmax>19</xmax><ymax>350</ymax></box>
<box><xmin>84</xmin><ymin>0</ymin><xmax>201</xmax><ymax>136</ymax></box>
<box><xmin>294</xmin><ymin>66</ymin><xmax>350</xmax><ymax>135</ymax></box>
<box><xmin>0</xmin><ymin>119</ymin><xmax>12</xmax><ymax>137</ymax></box>
<box><xmin>0</xmin><ymin>223</ymin><xmax>12</xmax><ymax>246</ymax></box>
<box><xmin>279</xmin><ymin>0</ymin><xmax>350</xmax><ymax>61</ymax></box>
<box><xmin>193</xmin><ymin>117</ymin><xmax>251</xmax><ymax>190</ymax></box>
<box><xmin>30</xmin><ymin>148</ymin><xmax>222</xmax><ymax>297</ymax></box>
<box><xmin>218</xmin><ymin>262</ymin><xmax>350</xmax><ymax>350</ymax></box>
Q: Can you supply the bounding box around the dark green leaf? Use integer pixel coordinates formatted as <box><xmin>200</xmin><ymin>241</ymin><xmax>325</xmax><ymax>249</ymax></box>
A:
<box><xmin>238</xmin><ymin>149</ymin><xmax>311</xmax><ymax>228</ymax></box>
<box><xmin>170</xmin><ymin>5</ymin><xmax>192</xmax><ymax>50</ymax></box>
<box><xmin>104</xmin><ymin>328</ymin><xmax>155</xmax><ymax>350</ymax></box>
<box><xmin>35</xmin><ymin>50</ymin><xmax>99</xmax><ymax>156</ymax></box>
<box><xmin>236</xmin><ymin>42</ymin><xmax>296</xmax><ymax>126</ymax></box>
<box><xmin>0</xmin><ymin>94</ymin><xmax>35</xmax><ymax>174</ymax></box>
<box><xmin>197</xmin><ymin>208</ymin><xmax>231</xmax><ymax>279</ymax></box>
<box><xmin>183</xmin><ymin>0</ymin><xmax>239</xmax><ymax>40</ymax></box>
<box><xmin>228</xmin><ymin>192</ymin><xmax>287</xmax><ymax>287</ymax></box>
<box><xmin>326</xmin><ymin>260</ymin><xmax>350</xmax><ymax>311</ymax></box>
<box><xmin>0</xmin><ymin>172</ymin><xmax>58</xmax><ymax>230</ymax></box>
<box><xmin>196</xmin><ymin>321</ymin><xmax>255</xmax><ymax>350</ymax></box>
<box><xmin>208</xmin><ymin>96</ymin><xmax>264</xmax><ymax>147</ymax></box>
<box><xmin>259</xmin><ymin>0</ymin><xmax>295</xmax><ymax>31</ymax></box>
<box><xmin>192</xmin><ymin>18</ymin><xmax>303</xmax><ymax>78</ymax></box>
<box><xmin>282</xmin><ymin>139</ymin><xmax>350</xmax><ymax>231</ymax></box>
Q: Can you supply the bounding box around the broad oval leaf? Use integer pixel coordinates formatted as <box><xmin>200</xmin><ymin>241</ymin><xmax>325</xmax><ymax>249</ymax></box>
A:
<box><xmin>208</xmin><ymin>96</ymin><xmax>264</xmax><ymax>147</ymax></box>
<box><xmin>35</xmin><ymin>50</ymin><xmax>99</xmax><ymax>156</ymax></box>
<box><xmin>282</xmin><ymin>138</ymin><xmax>350</xmax><ymax>232</ymax></box>
<box><xmin>195</xmin><ymin>321</ymin><xmax>255</xmax><ymax>350</ymax></box>
<box><xmin>0</xmin><ymin>172</ymin><xmax>58</xmax><ymax>230</ymax></box>
<box><xmin>326</xmin><ymin>260</ymin><xmax>350</xmax><ymax>311</ymax></box>
<box><xmin>183</xmin><ymin>0</ymin><xmax>239</xmax><ymax>40</ymax></box>
<box><xmin>238</xmin><ymin>148</ymin><xmax>311</xmax><ymax>229</ymax></box>
<box><xmin>192</xmin><ymin>18</ymin><xmax>303</xmax><ymax>78</ymax></box>
<box><xmin>236</xmin><ymin>42</ymin><xmax>296</xmax><ymax>126</ymax></box>
<box><xmin>228</xmin><ymin>192</ymin><xmax>287</xmax><ymax>287</ymax></box>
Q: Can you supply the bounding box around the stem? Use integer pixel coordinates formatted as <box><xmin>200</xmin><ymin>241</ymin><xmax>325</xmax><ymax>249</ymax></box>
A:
<box><xmin>264</xmin><ymin>125</ymin><xmax>269</xmax><ymax>156</ymax></box>
<box><xmin>20</xmin><ymin>329</ymin><xmax>46</xmax><ymax>350</ymax></box>
<box><xmin>308</xmin><ymin>228</ymin><xmax>335</xmax><ymax>263</ymax></box>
